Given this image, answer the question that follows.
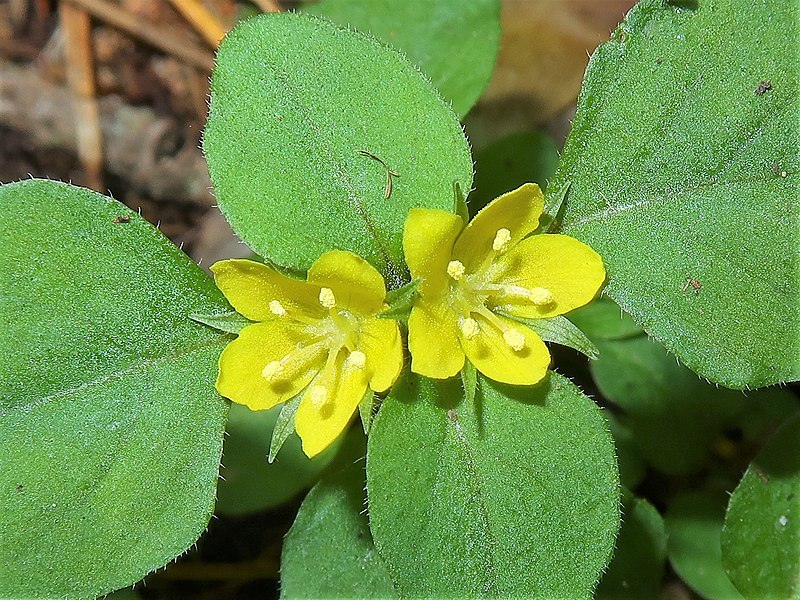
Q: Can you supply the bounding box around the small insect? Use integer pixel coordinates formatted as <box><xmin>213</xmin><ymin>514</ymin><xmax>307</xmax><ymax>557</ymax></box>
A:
<box><xmin>755</xmin><ymin>80</ymin><xmax>772</xmax><ymax>95</ymax></box>
<box><xmin>447</xmin><ymin>409</ymin><xmax>459</xmax><ymax>423</ymax></box>
<box><xmin>113</xmin><ymin>215</ymin><xmax>131</xmax><ymax>223</ymax></box>
<box><xmin>682</xmin><ymin>277</ymin><xmax>702</xmax><ymax>294</ymax></box>
<box><xmin>357</xmin><ymin>150</ymin><xmax>400</xmax><ymax>199</ymax></box>
<box><xmin>770</xmin><ymin>162</ymin><xmax>788</xmax><ymax>177</ymax></box>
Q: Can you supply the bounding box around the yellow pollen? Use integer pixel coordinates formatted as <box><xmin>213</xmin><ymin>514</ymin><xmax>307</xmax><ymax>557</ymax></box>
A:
<box><xmin>503</xmin><ymin>329</ymin><xmax>526</xmax><ymax>352</ymax></box>
<box><xmin>319</xmin><ymin>287</ymin><xmax>336</xmax><ymax>309</ymax></box>
<box><xmin>261</xmin><ymin>361</ymin><xmax>284</xmax><ymax>381</ymax></box>
<box><xmin>346</xmin><ymin>350</ymin><xmax>367</xmax><ymax>370</ymax></box>
<box><xmin>460</xmin><ymin>317</ymin><xmax>480</xmax><ymax>339</ymax></box>
<box><xmin>447</xmin><ymin>260</ymin><xmax>466</xmax><ymax>280</ymax></box>
<box><xmin>268</xmin><ymin>300</ymin><xmax>287</xmax><ymax>316</ymax></box>
<box><xmin>308</xmin><ymin>385</ymin><xmax>328</xmax><ymax>409</ymax></box>
<box><xmin>492</xmin><ymin>228</ymin><xmax>512</xmax><ymax>252</ymax></box>
<box><xmin>529</xmin><ymin>287</ymin><xmax>555</xmax><ymax>306</ymax></box>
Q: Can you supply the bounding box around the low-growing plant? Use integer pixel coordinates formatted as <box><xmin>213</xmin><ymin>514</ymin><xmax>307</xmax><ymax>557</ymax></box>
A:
<box><xmin>1</xmin><ymin>0</ymin><xmax>797</xmax><ymax>598</ymax></box>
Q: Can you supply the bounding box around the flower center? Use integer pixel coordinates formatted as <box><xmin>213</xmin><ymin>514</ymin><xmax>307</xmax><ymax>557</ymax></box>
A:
<box><xmin>446</xmin><ymin>228</ymin><xmax>556</xmax><ymax>351</ymax></box>
<box><xmin>261</xmin><ymin>287</ymin><xmax>366</xmax><ymax>406</ymax></box>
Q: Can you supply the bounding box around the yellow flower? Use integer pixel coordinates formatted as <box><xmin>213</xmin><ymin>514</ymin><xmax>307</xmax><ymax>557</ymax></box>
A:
<box><xmin>403</xmin><ymin>183</ymin><xmax>605</xmax><ymax>385</ymax></box>
<box><xmin>211</xmin><ymin>250</ymin><xmax>403</xmax><ymax>457</ymax></box>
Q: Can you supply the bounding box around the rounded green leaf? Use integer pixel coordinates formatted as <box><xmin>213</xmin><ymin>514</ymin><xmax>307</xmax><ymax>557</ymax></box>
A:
<box><xmin>204</xmin><ymin>13</ymin><xmax>473</xmax><ymax>283</ymax></box>
<box><xmin>305</xmin><ymin>0</ymin><xmax>500</xmax><ymax>119</ymax></box>
<box><xmin>0</xmin><ymin>180</ymin><xmax>229</xmax><ymax>598</ymax></box>
<box><xmin>216</xmin><ymin>403</ymin><xmax>344</xmax><ymax>516</ymax></box>
<box><xmin>721</xmin><ymin>413</ymin><xmax>800</xmax><ymax>599</ymax></box>
<box><xmin>366</xmin><ymin>373</ymin><xmax>620</xmax><ymax>598</ymax></box>
<box><xmin>666</xmin><ymin>491</ymin><xmax>744</xmax><ymax>600</ymax></box>
<box><xmin>597</xmin><ymin>489</ymin><xmax>667</xmax><ymax>600</ymax></box>
<box><xmin>280</xmin><ymin>462</ymin><xmax>396</xmax><ymax>599</ymax></box>
<box><xmin>551</xmin><ymin>0</ymin><xmax>800</xmax><ymax>388</ymax></box>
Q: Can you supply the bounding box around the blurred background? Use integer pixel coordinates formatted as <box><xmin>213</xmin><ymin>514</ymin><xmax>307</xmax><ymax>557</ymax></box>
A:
<box><xmin>1</xmin><ymin>1</ymin><xmax>636</xmax><ymax>597</ymax></box>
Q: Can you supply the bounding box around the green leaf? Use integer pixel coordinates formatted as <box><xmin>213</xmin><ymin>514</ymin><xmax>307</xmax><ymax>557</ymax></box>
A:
<box><xmin>454</xmin><ymin>181</ymin><xmax>469</xmax><ymax>225</ymax></box>
<box><xmin>567</xmin><ymin>297</ymin><xmax>643</xmax><ymax>342</ymax></box>
<box><xmin>216</xmin><ymin>402</ymin><xmax>343</xmax><ymax>516</ymax></box>
<box><xmin>280</xmin><ymin>462</ymin><xmax>397</xmax><ymax>599</ymax></box>
<box><xmin>597</xmin><ymin>489</ymin><xmax>667</xmax><ymax>600</ymax></box>
<box><xmin>461</xmin><ymin>360</ymin><xmax>477</xmax><ymax>405</ymax></box>
<box><xmin>204</xmin><ymin>13</ymin><xmax>473</xmax><ymax>284</ymax></box>
<box><xmin>0</xmin><ymin>179</ymin><xmax>229</xmax><ymax>598</ymax></box>
<box><xmin>590</xmin><ymin>334</ymin><xmax>795</xmax><ymax>475</ymax></box>
<box><xmin>378</xmin><ymin>278</ymin><xmax>421</xmax><ymax>320</ymax></box>
<box><xmin>537</xmin><ymin>180</ymin><xmax>570</xmax><ymax>234</ymax></box>
<box><xmin>269</xmin><ymin>393</ymin><xmax>302</xmax><ymax>462</ymax></box>
<box><xmin>305</xmin><ymin>0</ymin><xmax>500</xmax><ymax>118</ymax></box>
<box><xmin>606</xmin><ymin>413</ymin><xmax>646</xmax><ymax>490</ymax></box>
<box><xmin>502</xmin><ymin>312</ymin><xmax>599</xmax><ymax>359</ymax></box>
<box><xmin>721</xmin><ymin>413</ymin><xmax>800</xmax><ymax>599</ymax></box>
<box><xmin>551</xmin><ymin>0</ymin><xmax>800</xmax><ymax>388</ymax></box>
<box><xmin>366</xmin><ymin>373</ymin><xmax>620</xmax><ymax>598</ymax></box>
<box><xmin>190</xmin><ymin>310</ymin><xmax>252</xmax><ymax>334</ymax></box>
<box><xmin>666</xmin><ymin>491</ymin><xmax>744</xmax><ymax>600</ymax></box>
<box><xmin>470</xmin><ymin>130</ymin><xmax>560</xmax><ymax>216</ymax></box>
<box><xmin>357</xmin><ymin>387</ymin><xmax>376</xmax><ymax>434</ymax></box>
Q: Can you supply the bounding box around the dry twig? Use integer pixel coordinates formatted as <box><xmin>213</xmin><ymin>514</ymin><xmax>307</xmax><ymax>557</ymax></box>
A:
<box><xmin>59</xmin><ymin>1</ymin><xmax>104</xmax><ymax>190</ymax></box>
<box><xmin>66</xmin><ymin>0</ymin><xmax>214</xmax><ymax>70</ymax></box>
<box><xmin>167</xmin><ymin>0</ymin><xmax>226</xmax><ymax>48</ymax></box>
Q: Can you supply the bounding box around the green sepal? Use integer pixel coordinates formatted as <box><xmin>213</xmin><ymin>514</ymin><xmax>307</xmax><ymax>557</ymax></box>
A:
<box><xmin>461</xmin><ymin>360</ymin><xmax>477</xmax><ymax>405</ymax></box>
<box><xmin>536</xmin><ymin>180</ymin><xmax>570</xmax><ymax>234</ymax></box>
<box><xmin>268</xmin><ymin>393</ymin><xmax>303</xmax><ymax>463</ymax></box>
<box><xmin>501</xmin><ymin>312</ymin><xmax>599</xmax><ymax>359</ymax></box>
<box><xmin>189</xmin><ymin>310</ymin><xmax>252</xmax><ymax>334</ymax></box>
<box><xmin>379</xmin><ymin>279</ymin><xmax>421</xmax><ymax>320</ymax></box>
<box><xmin>454</xmin><ymin>181</ymin><xmax>469</xmax><ymax>225</ymax></box>
<box><xmin>358</xmin><ymin>388</ymin><xmax>377</xmax><ymax>434</ymax></box>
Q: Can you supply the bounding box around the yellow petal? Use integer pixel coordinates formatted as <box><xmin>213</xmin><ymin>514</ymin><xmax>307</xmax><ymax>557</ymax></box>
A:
<box><xmin>492</xmin><ymin>234</ymin><xmax>606</xmax><ymax>319</ymax></box>
<box><xmin>453</xmin><ymin>183</ymin><xmax>545</xmax><ymax>272</ymax></box>
<box><xmin>403</xmin><ymin>208</ymin><xmax>464</xmax><ymax>297</ymax></box>
<box><xmin>295</xmin><ymin>352</ymin><xmax>368</xmax><ymax>458</ymax></box>
<box><xmin>211</xmin><ymin>259</ymin><xmax>322</xmax><ymax>321</ymax></box>
<box><xmin>358</xmin><ymin>315</ymin><xmax>404</xmax><ymax>392</ymax></box>
<box><xmin>306</xmin><ymin>249</ymin><xmax>387</xmax><ymax>314</ymax></box>
<box><xmin>462</xmin><ymin>314</ymin><xmax>550</xmax><ymax>385</ymax></box>
<box><xmin>216</xmin><ymin>321</ymin><xmax>321</xmax><ymax>411</ymax></box>
<box><xmin>407</xmin><ymin>299</ymin><xmax>465</xmax><ymax>378</ymax></box>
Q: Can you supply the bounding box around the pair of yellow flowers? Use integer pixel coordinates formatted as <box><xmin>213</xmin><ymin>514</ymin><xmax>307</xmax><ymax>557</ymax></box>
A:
<box><xmin>212</xmin><ymin>184</ymin><xmax>605</xmax><ymax>457</ymax></box>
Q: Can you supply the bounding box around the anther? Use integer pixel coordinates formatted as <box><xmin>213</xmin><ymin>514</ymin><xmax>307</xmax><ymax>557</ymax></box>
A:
<box><xmin>503</xmin><ymin>329</ymin><xmax>526</xmax><ymax>352</ymax></box>
<box><xmin>447</xmin><ymin>260</ymin><xmax>466</xmax><ymax>280</ymax></box>
<box><xmin>261</xmin><ymin>361</ymin><xmax>284</xmax><ymax>381</ymax></box>
<box><xmin>308</xmin><ymin>385</ymin><xmax>328</xmax><ymax>409</ymax></box>
<box><xmin>346</xmin><ymin>350</ymin><xmax>367</xmax><ymax>370</ymax></box>
<box><xmin>492</xmin><ymin>228</ymin><xmax>512</xmax><ymax>252</ymax></box>
<box><xmin>529</xmin><ymin>287</ymin><xmax>555</xmax><ymax>306</ymax></box>
<box><xmin>460</xmin><ymin>317</ymin><xmax>480</xmax><ymax>340</ymax></box>
<box><xmin>269</xmin><ymin>300</ymin><xmax>287</xmax><ymax>316</ymax></box>
<box><xmin>319</xmin><ymin>287</ymin><xmax>336</xmax><ymax>309</ymax></box>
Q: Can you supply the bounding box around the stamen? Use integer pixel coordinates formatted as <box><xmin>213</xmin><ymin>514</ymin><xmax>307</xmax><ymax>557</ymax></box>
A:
<box><xmin>269</xmin><ymin>300</ymin><xmax>287</xmax><ymax>316</ymax></box>
<box><xmin>319</xmin><ymin>287</ymin><xmax>336</xmax><ymax>309</ymax></box>
<box><xmin>529</xmin><ymin>287</ymin><xmax>555</xmax><ymax>306</ymax></box>
<box><xmin>308</xmin><ymin>385</ymin><xmax>328</xmax><ymax>408</ymax></box>
<box><xmin>447</xmin><ymin>260</ymin><xmax>466</xmax><ymax>280</ymax></box>
<box><xmin>345</xmin><ymin>350</ymin><xmax>367</xmax><ymax>370</ymax></box>
<box><xmin>503</xmin><ymin>329</ymin><xmax>526</xmax><ymax>352</ymax></box>
<box><xmin>261</xmin><ymin>361</ymin><xmax>284</xmax><ymax>381</ymax></box>
<box><xmin>492</xmin><ymin>228</ymin><xmax>512</xmax><ymax>252</ymax></box>
<box><xmin>459</xmin><ymin>317</ymin><xmax>480</xmax><ymax>340</ymax></box>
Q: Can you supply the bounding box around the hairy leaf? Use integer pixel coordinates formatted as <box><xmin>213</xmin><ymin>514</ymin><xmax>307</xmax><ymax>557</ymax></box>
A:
<box><xmin>0</xmin><ymin>180</ymin><xmax>229</xmax><ymax>598</ymax></box>
<box><xmin>205</xmin><ymin>13</ymin><xmax>473</xmax><ymax>285</ymax></box>
<box><xmin>367</xmin><ymin>373</ymin><xmax>619</xmax><ymax>597</ymax></box>
<box><xmin>552</xmin><ymin>0</ymin><xmax>800</xmax><ymax>388</ymax></box>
